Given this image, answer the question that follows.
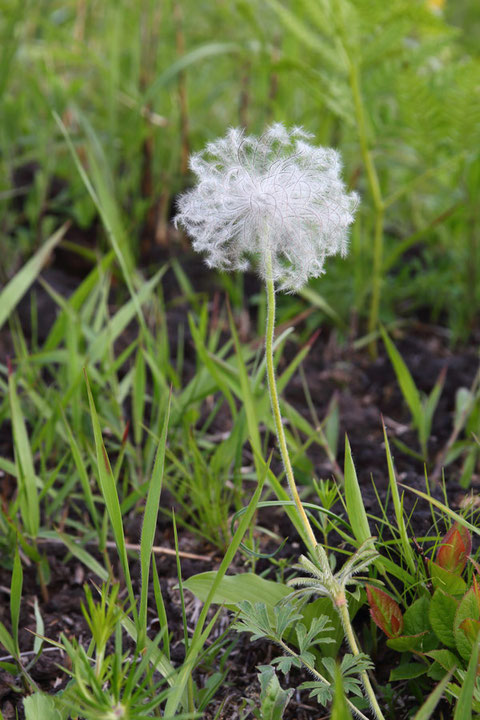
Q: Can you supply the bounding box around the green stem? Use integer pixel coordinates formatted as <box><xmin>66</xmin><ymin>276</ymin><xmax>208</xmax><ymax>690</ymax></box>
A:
<box><xmin>338</xmin><ymin>602</ymin><xmax>386</xmax><ymax>720</ymax></box>
<box><xmin>264</xmin><ymin>248</ymin><xmax>317</xmax><ymax>552</ymax></box>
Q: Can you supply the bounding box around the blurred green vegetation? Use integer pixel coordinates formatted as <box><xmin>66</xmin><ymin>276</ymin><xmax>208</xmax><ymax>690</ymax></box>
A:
<box><xmin>1</xmin><ymin>0</ymin><xmax>479</xmax><ymax>337</ymax></box>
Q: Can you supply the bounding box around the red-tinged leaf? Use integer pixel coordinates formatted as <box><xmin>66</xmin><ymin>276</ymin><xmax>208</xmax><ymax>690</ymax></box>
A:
<box><xmin>472</xmin><ymin>575</ymin><xmax>480</xmax><ymax>606</ymax></box>
<box><xmin>459</xmin><ymin>617</ymin><xmax>480</xmax><ymax>647</ymax></box>
<box><xmin>121</xmin><ymin>421</ymin><xmax>130</xmax><ymax>447</ymax></box>
<box><xmin>436</xmin><ymin>523</ymin><xmax>472</xmax><ymax>574</ymax></box>
<box><xmin>366</xmin><ymin>585</ymin><xmax>404</xmax><ymax>639</ymax></box>
<box><xmin>470</xmin><ymin>557</ymin><xmax>480</xmax><ymax>575</ymax></box>
<box><xmin>391</xmin><ymin>613</ymin><xmax>402</xmax><ymax>636</ymax></box>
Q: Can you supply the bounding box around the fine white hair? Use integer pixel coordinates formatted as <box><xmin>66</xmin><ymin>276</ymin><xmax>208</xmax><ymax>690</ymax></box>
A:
<box><xmin>175</xmin><ymin>123</ymin><xmax>359</xmax><ymax>292</ymax></box>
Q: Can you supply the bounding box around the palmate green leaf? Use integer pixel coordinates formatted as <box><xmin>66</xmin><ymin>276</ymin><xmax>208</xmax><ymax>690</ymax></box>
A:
<box><xmin>257</xmin><ymin>665</ymin><xmax>294</xmax><ymax>720</ymax></box>
<box><xmin>23</xmin><ymin>693</ymin><xmax>62</xmax><ymax>720</ymax></box>
<box><xmin>234</xmin><ymin>601</ymin><xmax>278</xmax><ymax>642</ymax></box>
<box><xmin>299</xmin><ymin>679</ymin><xmax>332</xmax><ymax>707</ymax></box>
<box><xmin>0</xmin><ymin>223</ymin><xmax>68</xmax><ymax>332</ymax></box>
<box><xmin>296</xmin><ymin>616</ymin><xmax>335</xmax><ymax>653</ymax></box>
<box><xmin>272</xmin><ymin>654</ymin><xmax>302</xmax><ymax>675</ymax></box>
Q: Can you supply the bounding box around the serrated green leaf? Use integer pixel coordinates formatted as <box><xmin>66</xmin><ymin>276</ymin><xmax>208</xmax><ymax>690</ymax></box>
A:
<box><xmin>387</xmin><ymin>632</ymin><xmax>429</xmax><ymax>653</ymax></box>
<box><xmin>454</xmin><ymin>587</ymin><xmax>480</xmax><ymax>661</ymax></box>
<box><xmin>430</xmin><ymin>560</ymin><xmax>467</xmax><ymax>595</ymax></box>
<box><xmin>390</xmin><ymin>662</ymin><xmax>428</xmax><ymax>681</ymax></box>
<box><xmin>453</xmin><ymin>630</ymin><xmax>479</xmax><ymax>719</ymax></box>
<box><xmin>429</xmin><ymin>589</ymin><xmax>458</xmax><ymax>647</ymax></box>
<box><xmin>426</xmin><ymin>649</ymin><xmax>459</xmax><ymax>674</ymax></box>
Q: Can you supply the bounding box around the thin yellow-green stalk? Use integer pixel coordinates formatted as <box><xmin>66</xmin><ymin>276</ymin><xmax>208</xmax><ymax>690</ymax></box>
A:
<box><xmin>264</xmin><ymin>247</ymin><xmax>317</xmax><ymax>552</ymax></box>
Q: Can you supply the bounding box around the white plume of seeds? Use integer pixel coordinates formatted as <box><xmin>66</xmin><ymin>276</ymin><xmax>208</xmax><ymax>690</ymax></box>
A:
<box><xmin>174</xmin><ymin>123</ymin><xmax>359</xmax><ymax>292</ymax></box>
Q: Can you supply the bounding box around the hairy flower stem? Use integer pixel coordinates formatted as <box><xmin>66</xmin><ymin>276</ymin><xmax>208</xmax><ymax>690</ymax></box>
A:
<box><xmin>265</xmin><ymin>240</ymin><xmax>385</xmax><ymax>719</ymax></box>
<box><xmin>338</xmin><ymin>602</ymin><xmax>386</xmax><ymax>720</ymax></box>
<box><xmin>264</xmin><ymin>247</ymin><xmax>317</xmax><ymax>553</ymax></box>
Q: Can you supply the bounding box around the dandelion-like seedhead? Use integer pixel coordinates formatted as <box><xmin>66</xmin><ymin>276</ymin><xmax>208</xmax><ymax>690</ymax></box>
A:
<box><xmin>174</xmin><ymin>123</ymin><xmax>359</xmax><ymax>292</ymax></box>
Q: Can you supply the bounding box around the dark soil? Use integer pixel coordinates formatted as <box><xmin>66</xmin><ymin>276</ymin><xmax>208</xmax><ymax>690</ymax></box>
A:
<box><xmin>0</xmin><ymin>235</ymin><xmax>479</xmax><ymax>719</ymax></box>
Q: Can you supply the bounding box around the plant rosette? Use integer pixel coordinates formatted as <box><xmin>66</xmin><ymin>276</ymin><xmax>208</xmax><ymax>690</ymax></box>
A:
<box><xmin>366</xmin><ymin>522</ymin><xmax>480</xmax><ymax>709</ymax></box>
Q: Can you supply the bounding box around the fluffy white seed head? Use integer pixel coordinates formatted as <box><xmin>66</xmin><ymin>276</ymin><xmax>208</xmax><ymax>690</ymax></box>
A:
<box><xmin>174</xmin><ymin>123</ymin><xmax>359</xmax><ymax>292</ymax></box>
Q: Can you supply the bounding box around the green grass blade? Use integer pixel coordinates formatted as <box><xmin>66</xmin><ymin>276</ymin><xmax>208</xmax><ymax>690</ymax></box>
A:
<box><xmin>382</xmin><ymin>420</ymin><xmax>417</xmax><ymax>575</ymax></box>
<box><xmin>88</xmin><ymin>268</ymin><xmax>166</xmax><ymax>365</ymax></box>
<box><xmin>0</xmin><ymin>622</ymin><xmax>16</xmax><ymax>657</ymax></box>
<box><xmin>43</xmin><ymin>251</ymin><xmax>115</xmax><ymax>351</ymax></box>
<box><xmin>380</xmin><ymin>327</ymin><xmax>424</xmax><ymax>441</ymax></box>
<box><xmin>39</xmin><ymin>531</ymin><xmax>109</xmax><ymax>582</ymax></box>
<box><xmin>144</xmin><ymin>42</ymin><xmax>240</xmax><ymax>101</ymax></box>
<box><xmin>84</xmin><ymin>370</ymin><xmax>136</xmax><ymax>619</ymax></box>
<box><xmin>398</xmin><ymin>482</ymin><xmax>480</xmax><ymax>538</ymax></box>
<box><xmin>53</xmin><ymin>112</ymin><xmax>149</xmax><ymax>334</ymax></box>
<box><xmin>453</xmin><ymin>633</ymin><xmax>479</xmax><ymax>719</ymax></box>
<box><xmin>413</xmin><ymin>671</ymin><xmax>453</xmax><ymax>720</ymax></box>
<box><xmin>63</xmin><ymin>416</ymin><xmax>100</xmax><ymax>533</ymax></box>
<box><xmin>165</xmin><ymin>473</ymin><xmax>265</xmax><ymax>716</ymax></box>
<box><xmin>8</xmin><ymin>366</ymin><xmax>39</xmax><ymax>537</ymax></box>
<box><xmin>344</xmin><ymin>434</ymin><xmax>371</xmax><ymax>545</ymax></box>
<box><xmin>331</xmin><ymin>663</ymin><xmax>353</xmax><ymax>719</ymax></box>
<box><xmin>132</xmin><ymin>340</ymin><xmax>147</xmax><ymax>446</ymax></box>
<box><xmin>10</xmin><ymin>549</ymin><xmax>22</xmax><ymax>656</ymax></box>
<box><xmin>152</xmin><ymin>556</ymin><xmax>170</xmax><ymax>662</ymax></box>
<box><xmin>0</xmin><ymin>223</ymin><xmax>68</xmax><ymax>331</ymax></box>
<box><xmin>299</xmin><ymin>285</ymin><xmax>345</xmax><ymax>327</ymax></box>
<box><xmin>138</xmin><ymin>393</ymin><xmax>171</xmax><ymax>647</ymax></box>
<box><xmin>423</xmin><ymin>368</ymin><xmax>446</xmax><ymax>448</ymax></box>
